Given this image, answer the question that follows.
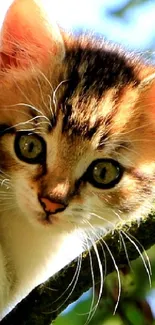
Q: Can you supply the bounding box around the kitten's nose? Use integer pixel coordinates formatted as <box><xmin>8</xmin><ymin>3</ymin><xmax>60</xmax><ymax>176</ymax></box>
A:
<box><xmin>40</xmin><ymin>197</ymin><xmax>66</xmax><ymax>214</ymax></box>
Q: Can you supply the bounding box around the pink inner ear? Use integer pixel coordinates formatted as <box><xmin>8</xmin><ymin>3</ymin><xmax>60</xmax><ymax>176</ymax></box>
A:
<box><xmin>0</xmin><ymin>0</ymin><xmax>64</xmax><ymax>69</ymax></box>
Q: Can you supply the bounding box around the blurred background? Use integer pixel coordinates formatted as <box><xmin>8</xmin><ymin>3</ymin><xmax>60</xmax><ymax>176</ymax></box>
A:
<box><xmin>1</xmin><ymin>0</ymin><xmax>155</xmax><ymax>324</ymax></box>
<box><xmin>55</xmin><ymin>0</ymin><xmax>155</xmax><ymax>51</ymax></box>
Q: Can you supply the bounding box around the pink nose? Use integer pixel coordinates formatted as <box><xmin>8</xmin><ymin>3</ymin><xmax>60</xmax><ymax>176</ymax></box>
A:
<box><xmin>40</xmin><ymin>197</ymin><xmax>66</xmax><ymax>214</ymax></box>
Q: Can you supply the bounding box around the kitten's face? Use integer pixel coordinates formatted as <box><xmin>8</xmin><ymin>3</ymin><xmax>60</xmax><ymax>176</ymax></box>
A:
<box><xmin>0</xmin><ymin>56</ymin><xmax>155</xmax><ymax>234</ymax></box>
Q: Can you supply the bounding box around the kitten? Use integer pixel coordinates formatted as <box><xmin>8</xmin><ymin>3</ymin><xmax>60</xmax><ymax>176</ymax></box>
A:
<box><xmin>0</xmin><ymin>0</ymin><xmax>155</xmax><ymax>319</ymax></box>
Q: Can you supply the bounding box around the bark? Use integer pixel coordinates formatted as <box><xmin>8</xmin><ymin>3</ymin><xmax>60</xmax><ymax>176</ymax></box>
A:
<box><xmin>1</xmin><ymin>212</ymin><xmax>155</xmax><ymax>325</ymax></box>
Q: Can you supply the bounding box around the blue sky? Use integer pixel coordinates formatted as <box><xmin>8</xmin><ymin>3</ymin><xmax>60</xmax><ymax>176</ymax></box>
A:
<box><xmin>1</xmin><ymin>0</ymin><xmax>155</xmax><ymax>51</ymax></box>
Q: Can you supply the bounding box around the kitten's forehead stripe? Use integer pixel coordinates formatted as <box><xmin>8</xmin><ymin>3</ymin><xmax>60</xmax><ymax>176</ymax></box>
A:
<box><xmin>65</xmin><ymin>46</ymin><xmax>139</xmax><ymax>97</ymax></box>
<box><xmin>97</xmin><ymin>86</ymin><xmax>131</xmax><ymax>148</ymax></box>
<box><xmin>60</xmin><ymin>44</ymin><xmax>140</xmax><ymax>138</ymax></box>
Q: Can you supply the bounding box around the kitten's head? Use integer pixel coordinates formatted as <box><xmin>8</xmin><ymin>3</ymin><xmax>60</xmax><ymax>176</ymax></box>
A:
<box><xmin>0</xmin><ymin>0</ymin><xmax>155</xmax><ymax>235</ymax></box>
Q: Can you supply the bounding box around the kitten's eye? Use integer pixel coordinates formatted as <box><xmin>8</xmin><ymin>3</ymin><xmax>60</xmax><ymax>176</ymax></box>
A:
<box><xmin>14</xmin><ymin>132</ymin><xmax>46</xmax><ymax>164</ymax></box>
<box><xmin>86</xmin><ymin>159</ymin><xmax>124</xmax><ymax>189</ymax></box>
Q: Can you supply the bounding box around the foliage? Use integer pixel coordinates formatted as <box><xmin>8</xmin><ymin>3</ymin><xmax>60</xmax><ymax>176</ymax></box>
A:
<box><xmin>107</xmin><ymin>0</ymin><xmax>152</xmax><ymax>18</ymax></box>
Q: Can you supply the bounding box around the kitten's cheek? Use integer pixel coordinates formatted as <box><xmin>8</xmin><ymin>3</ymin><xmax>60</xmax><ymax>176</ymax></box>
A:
<box><xmin>14</xmin><ymin>185</ymin><xmax>43</xmax><ymax>224</ymax></box>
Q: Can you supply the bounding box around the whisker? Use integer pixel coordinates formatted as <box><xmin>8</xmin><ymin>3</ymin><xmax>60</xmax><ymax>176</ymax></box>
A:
<box><xmin>89</xmin><ymin>212</ymin><xmax>115</xmax><ymax>227</ymax></box>
<box><xmin>50</xmin><ymin>254</ymin><xmax>82</xmax><ymax>309</ymax></box>
<box><xmin>121</xmin><ymin>231</ymin><xmax>151</xmax><ymax>287</ymax></box>
<box><xmin>0</xmin><ymin>193</ymin><xmax>14</xmax><ymax>198</ymax></box>
<box><xmin>0</xmin><ymin>201</ymin><xmax>15</xmax><ymax>206</ymax></box>
<box><xmin>127</xmin><ymin>231</ymin><xmax>152</xmax><ymax>275</ymax></box>
<box><xmin>0</xmin><ymin>180</ymin><xmax>11</xmax><ymax>188</ymax></box>
<box><xmin>0</xmin><ymin>205</ymin><xmax>16</xmax><ymax>212</ymax></box>
<box><xmin>37</xmin><ymin>70</ymin><xmax>55</xmax><ymax>118</ymax></box>
<box><xmin>111</xmin><ymin>210</ymin><xmax>125</xmax><ymax>223</ymax></box>
<box><xmin>81</xmin><ymin>222</ymin><xmax>106</xmax><ymax>323</ymax></box>
<box><xmin>37</xmin><ymin>70</ymin><xmax>53</xmax><ymax>90</ymax></box>
<box><xmin>85</xmin><ymin>234</ymin><xmax>104</xmax><ymax>325</ymax></box>
<box><xmin>0</xmin><ymin>107</ymin><xmax>32</xmax><ymax>119</ymax></box>
<box><xmin>13</xmin><ymin>78</ymin><xmax>36</xmax><ymax>107</ymax></box>
<box><xmin>118</xmin><ymin>121</ymin><xmax>153</xmax><ymax>137</ymax></box>
<box><xmin>0</xmin><ymin>170</ymin><xmax>11</xmax><ymax>178</ymax></box>
<box><xmin>101</xmin><ymin>237</ymin><xmax>121</xmax><ymax>314</ymax></box>
<box><xmin>3</xmin><ymin>115</ymin><xmax>51</xmax><ymax>134</ymax></box>
<box><xmin>119</xmin><ymin>231</ymin><xmax>133</xmax><ymax>270</ymax></box>
<box><xmin>34</xmin><ymin>74</ymin><xmax>51</xmax><ymax>114</ymax></box>
<box><xmin>15</xmin><ymin>103</ymin><xmax>51</xmax><ymax>123</ymax></box>
<box><xmin>0</xmin><ymin>192</ymin><xmax>14</xmax><ymax>195</ymax></box>
<box><xmin>53</xmin><ymin>80</ymin><xmax>69</xmax><ymax>114</ymax></box>
<box><xmin>84</xmin><ymin>236</ymin><xmax>96</xmax><ymax>324</ymax></box>
<box><xmin>48</xmin><ymin>94</ymin><xmax>55</xmax><ymax>120</ymax></box>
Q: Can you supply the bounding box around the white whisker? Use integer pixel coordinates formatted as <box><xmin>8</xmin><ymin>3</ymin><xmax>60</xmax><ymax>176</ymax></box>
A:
<box><xmin>83</xmin><ymin>235</ymin><xmax>96</xmax><ymax>324</ymax></box>
<box><xmin>0</xmin><ymin>107</ymin><xmax>32</xmax><ymax>119</ymax></box>
<box><xmin>119</xmin><ymin>231</ymin><xmax>133</xmax><ymax>270</ymax></box>
<box><xmin>0</xmin><ymin>170</ymin><xmax>11</xmax><ymax>178</ymax></box>
<box><xmin>48</xmin><ymin>95</ymin><xmax>55</xmax><ymax>119</ymax></box>
<box><xmin>81</xmin><ymin>222</ymin><xmax>105</xmax><ymax>323</ymax></box>
<box><xmin>121</xmin><ymin>231</ymin><xmax>152</xmax><ymax>287</ymax></box>
<box><xmin>53</xmin><ymin>80</ymin><xmax>69</xmax><ymax>113</ymax></box>
<box><xmin>0</xmin><ymin>205</ymin><xmax>16</xmax><ymax>213</ymax></box>
<box><xmin>86</xmin><ymin>239</ymin><xmax>104</xmax><ymax>325</ymax></box>
<box><xmin>101</xmin><ymin>238</ymin><xmax>121</xmax><ymax>314</ymax></box>
<box><xmin>34</xmin><ymin>74</ymin><xmax>52</xmax><ymax>117</ymax></box>
<box><xmin>50</xmin><ymin>254</ymin><xmax>82</xmax><ymax>312</ymax></box>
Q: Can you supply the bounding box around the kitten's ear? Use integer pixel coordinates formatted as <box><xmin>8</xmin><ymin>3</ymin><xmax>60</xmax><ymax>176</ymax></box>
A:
<box><xmin>0</xmin><ymin>0</ymin><xmax>65</xmax><ymax>70</ymax></box>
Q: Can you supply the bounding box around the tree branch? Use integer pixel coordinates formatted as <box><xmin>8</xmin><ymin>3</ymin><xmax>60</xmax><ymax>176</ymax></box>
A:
<box><xmin>1</xmin><ymin>212</ymin><xmax>155</xmax><ymax>325</ymax></box>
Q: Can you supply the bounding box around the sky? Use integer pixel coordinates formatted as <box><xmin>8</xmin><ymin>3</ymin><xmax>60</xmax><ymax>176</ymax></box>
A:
<box><xmin>0</xmin><ymin>0</ymin><xmax>155</xmax><ymax>51</ymax></box>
